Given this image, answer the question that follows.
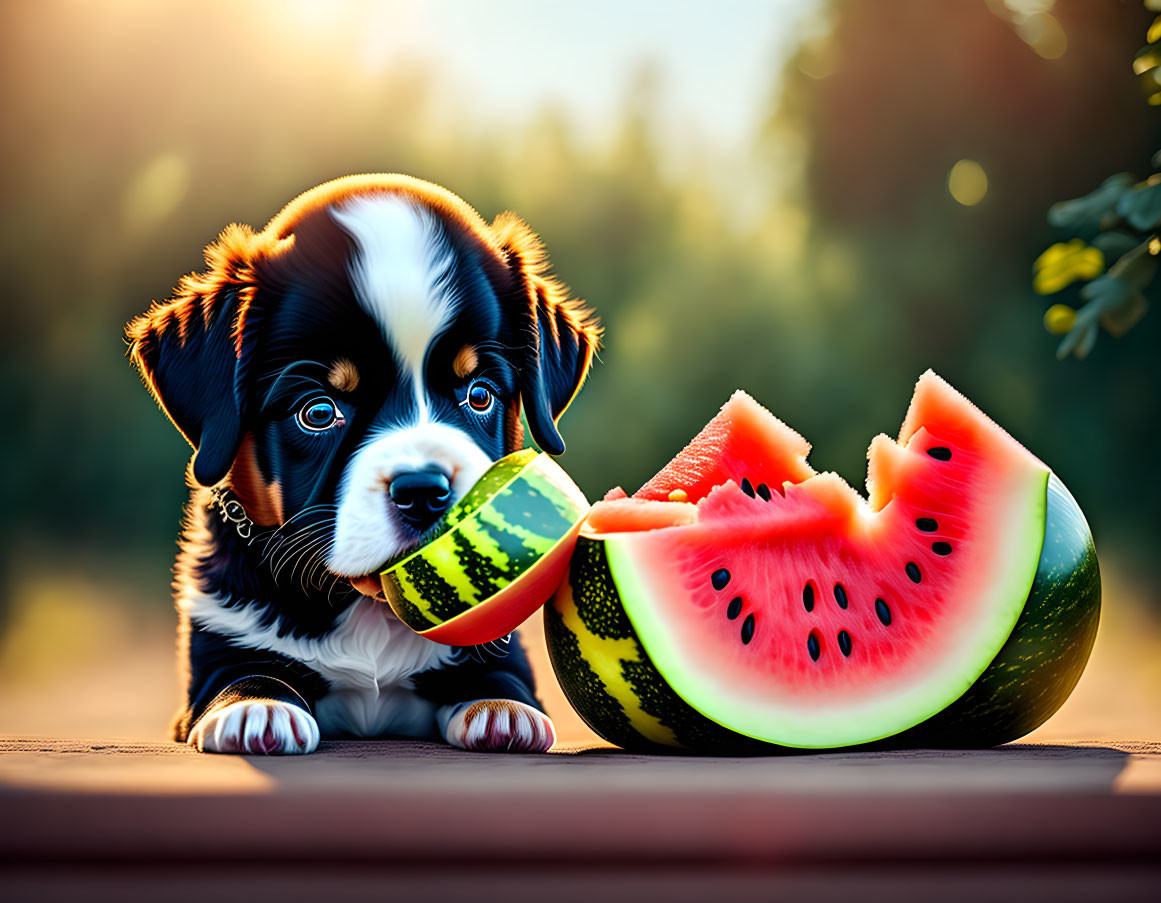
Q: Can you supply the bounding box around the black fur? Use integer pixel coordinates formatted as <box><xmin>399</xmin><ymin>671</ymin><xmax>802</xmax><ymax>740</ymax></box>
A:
<box><xmin>174</xmin><ymin>508</ymin><xmax>538</xmax><ymax>741</ymax></box>
<box><xmin>127</xmin><ymin>176</ymin><xmax>598</xmax><ymax>749</ymax></box>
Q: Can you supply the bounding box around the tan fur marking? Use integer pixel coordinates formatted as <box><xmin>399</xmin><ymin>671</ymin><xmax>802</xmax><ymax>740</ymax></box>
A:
<box><xmin>463</xmin><ymin>699</ymin><xmax>523</xmax><ymax>721</ymax></box>
<box><xmin>327</xmin><ymin>357</ymin><xmax>360</xmax><ymax>393</ymax></box>
<box><xmin>504</xmin><ymin>400</ymin><xmax>525</xmax><ymax>453</ymax></box>
<box><xmin>452</xmin><ymin>344</ymin><xmax>478</xmax><ymax>379</ymax></box>
<box><xmin>230</xmin><ymin>434</ymin><xmax>284</xmax><ymax>526</ymax></box>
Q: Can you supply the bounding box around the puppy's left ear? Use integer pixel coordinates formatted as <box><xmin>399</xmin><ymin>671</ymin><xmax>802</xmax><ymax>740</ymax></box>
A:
<box><xmin>492</xmin><ymin>213</ymin><xmax>601</xmax><ymax>456</ymax></box>
<box><xmin>125</xmin><ymin>224</ymin><xmax>269</xmax><ymax>487</ymax></box>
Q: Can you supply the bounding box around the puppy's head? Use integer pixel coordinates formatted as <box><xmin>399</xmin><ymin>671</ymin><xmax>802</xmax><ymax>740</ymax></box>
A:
<box><xmin>126</xmin><ymin>174</ymin><xmax>600</xmax><ymax>590</ymax></box>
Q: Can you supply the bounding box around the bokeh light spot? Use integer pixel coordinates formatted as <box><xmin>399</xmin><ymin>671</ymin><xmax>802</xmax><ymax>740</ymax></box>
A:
<box><xmin>122</xmin><ymin>152</ymin><xmax>191</xmax><ymax>232</ymax></box>
<box><xmin>1020</xmin><ymin>12</ymin><xmax>1067</xmax><ymax>60</ymax></box>
<box><xmin>948</xmin><ymin>159</ymin><xmax>988</xmax><ymax>206</ymax></box>
<box><xmin>796</xmin><ymin>39</ymin><xmax>837</xmax><ymax>79</ymax></box>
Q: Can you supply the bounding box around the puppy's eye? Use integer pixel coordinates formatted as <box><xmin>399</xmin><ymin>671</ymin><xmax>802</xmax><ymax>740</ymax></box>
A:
<box><xmin>297</xmin><ymin>397</ymin><xmax>345</xmax><ymax>432</ymax></box>
<box><xmin>465</xmin><ymin>380</ymin><xmax>495</xmax><ymax>414</ymax></box>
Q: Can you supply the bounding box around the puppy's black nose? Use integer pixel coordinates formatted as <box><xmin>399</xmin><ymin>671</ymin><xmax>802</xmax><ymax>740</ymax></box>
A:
<box><xmin>389</xmin><ymin>470</ymin><xmax>452</xmax><ymax>532</ymax></box>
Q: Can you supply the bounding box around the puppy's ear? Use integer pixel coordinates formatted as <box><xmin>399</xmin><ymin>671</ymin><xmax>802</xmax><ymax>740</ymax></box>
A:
<box><xmin>126</xmin><ymin>224</ymin><xmax>269</xmax><ymax>487</ymax></box>
<box><xmin>492</xmin><ymin>213</ymin><xmax>601</xmax><ymax>456</ymax></box>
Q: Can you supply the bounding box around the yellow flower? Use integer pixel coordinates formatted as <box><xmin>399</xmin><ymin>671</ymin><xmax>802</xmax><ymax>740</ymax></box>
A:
<box><xmin>1043</xmin><ymin>304</ymin><xmax>1078</xmax><ymax>335</ymax></box>
<box><xmin>1033</xmin><ymin>239</ymin><xmax>1105</xmax><ymax>294</ymax></box>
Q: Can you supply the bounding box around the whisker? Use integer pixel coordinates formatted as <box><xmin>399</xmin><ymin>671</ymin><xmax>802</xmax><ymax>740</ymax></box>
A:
<box><xmin>272</xmin><ymin>529</ymin><xmax>329</xmax><ymax>586</ymax></box>
<box><xmin>264</xmin><ymin>518</ymin><xmax>335</xmax><ymax>570</ymax></box>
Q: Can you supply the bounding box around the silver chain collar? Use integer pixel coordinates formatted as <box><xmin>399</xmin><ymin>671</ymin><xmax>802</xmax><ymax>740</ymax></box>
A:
<box><xmin>205</xmin><ymin>488</ymin><xmax>512</xmax><ymax>654</ymax></box>
<box><xmin>208</xmin><ymin>487</ymin><xmax>256</xmax><ymax>543</ymax></box>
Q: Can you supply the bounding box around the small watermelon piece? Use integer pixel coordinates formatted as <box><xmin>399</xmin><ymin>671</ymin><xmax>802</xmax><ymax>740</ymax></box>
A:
<box><xmin>380</xmin><ymin>449</ymin><xmax>589</xmax><ymax>645</ymax></box>
<box><xmin>545</xmin><ymin>372</ymin><xmax>1100</xmax><ymax>751</ymax></box>
<box><xmin>635</xmin><ymin>390</ymin><xmax>814</xmax><ymax>503</ymax></box>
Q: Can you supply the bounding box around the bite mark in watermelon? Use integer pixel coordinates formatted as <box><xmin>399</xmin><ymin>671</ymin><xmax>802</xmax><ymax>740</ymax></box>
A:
<box><xmin>546</xmin><ymin>372</ymin><xmax>1100</xmax><ymax>751</ymax></box>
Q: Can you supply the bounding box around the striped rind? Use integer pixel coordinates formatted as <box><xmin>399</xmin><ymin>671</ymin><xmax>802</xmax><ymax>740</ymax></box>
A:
<box><xmin>443</xmin><ymin>448</ymin><xmax>539</xmax><ymax>529</ymax></box>
<box><xmin>381</xmin><ymin>452</ymin><xmax>588</xmax><ymax>633</ymax></box>
<box><xmin>545</xmin><ymin>537</ymin><xmax>764</xmax><ymax>753</ymax></box>
<box><xmin>546</xmin><ymin>474</ymin><xmax>1100</xmax><ymax>752</ymax></box>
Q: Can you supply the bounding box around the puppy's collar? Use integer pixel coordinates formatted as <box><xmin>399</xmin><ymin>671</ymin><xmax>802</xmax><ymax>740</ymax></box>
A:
<box><xmin>208</xmin><ymin>487</ymin><xmax>255</xmax><ymax>543</ymax></box>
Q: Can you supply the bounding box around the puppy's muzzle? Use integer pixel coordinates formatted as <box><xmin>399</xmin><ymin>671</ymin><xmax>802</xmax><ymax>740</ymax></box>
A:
<box><xmin>389</xmin><ymin>470</ymin><xmax>452</xmax><ymax>532</ymax></box>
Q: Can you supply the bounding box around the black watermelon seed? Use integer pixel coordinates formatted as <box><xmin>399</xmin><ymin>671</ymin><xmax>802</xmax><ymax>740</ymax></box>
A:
<box><xmin>711</xmin><ymin>569</ymin><xmax>730</xmax><ymax>590</ymax></box>
<box><xmin>803</xmin><ymin>583</ymin><xmax>815</xmax><ymax>612</ymax></box>
<box><xmin>875</xmin><ymin>598</ymin><xmax>891</xmax><ymax>626</ymax></box>
<box><xmin>926</xmin><ymin>446</ymin><xmax>952</xmax><ymax>461</ymax></box>
<box><xmin>906</xmin><ymin>561</ymin><xmax>921</xmax><ymax>583</ymax></box>
<box><xmin>740</xmin><ymin>478</ymin><xmax>756</xmax><ymax>498</ymax></box>
<box><xmin>741</xmin><ymin>613</ymin><xmax>756</xmax><ymax>644</ymax></box>
<box><xmin>833</xmin><ymin>583</ymin><xmax>848</xmax><ymax>610</ymax></box>
<box><xmin>807</xmin><ymin>632</ymin><xmax>821</xmax><ymax>661</ymax></box>
<box><xmin>932</xmin><ymin>541</ymin><xmax>952</xmax><ymax>556</ymax></box>
<box><xmin>838</xmin><ymin>630</ymin><xmax>852</xmax><ymax>656</ymax></box>
<box><xmin>915</xmin><ymin>517</ymin><xmax>938</xmax><ymax>532</ymax></box>
<box><xmin>756</xmin><ymin>483</ymin><xmax>772</xmax><ymax>501</ymax></box>
<box><xmin>727</xmin><ymin>597</ymin><xmax>743</xmax><ymax>620</ymax></box>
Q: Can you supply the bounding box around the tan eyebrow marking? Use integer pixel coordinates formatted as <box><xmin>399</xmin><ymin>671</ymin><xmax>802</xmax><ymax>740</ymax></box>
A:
<box><xmin>327</xmin><ymin>357</ymin><xmax>360</xmax><ymax>393</ymax></box>
<box><xmin>453</xmin><ymin>344</ymin><xmax>478</xmax><ymax>379</ymax></box>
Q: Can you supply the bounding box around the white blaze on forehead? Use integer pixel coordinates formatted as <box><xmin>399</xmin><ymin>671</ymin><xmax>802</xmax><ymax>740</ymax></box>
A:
<box><xmin>331</xmin><ymin>194</ymin><xmax>458</xmax><ymax>421</ymax></box>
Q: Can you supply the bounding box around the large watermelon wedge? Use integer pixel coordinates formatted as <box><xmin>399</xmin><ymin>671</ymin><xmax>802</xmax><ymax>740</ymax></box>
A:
<box><xmin>545</xmin><ymin>372</ymin><xmax>1100</xmax><ymax>751</ymax></box>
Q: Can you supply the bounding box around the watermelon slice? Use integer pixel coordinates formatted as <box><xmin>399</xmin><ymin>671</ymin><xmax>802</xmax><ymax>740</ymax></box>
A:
<box><xmin>380</xmin><ymin>450</ymin><xmax>589</xmax><ymax>645</ymax></box>
<box><xmin>545</xmin><ymin>372</ymin><xmax>1100</xmax><ymax>751</ymax></box>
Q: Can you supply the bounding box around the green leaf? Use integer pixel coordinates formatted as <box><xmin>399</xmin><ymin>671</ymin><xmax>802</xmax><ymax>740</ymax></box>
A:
<box><xmin>1056</xmin><ymin>322</ymin><xmax>1097</xmax><ymax>360</ymax></box>
<box><xmin>1116</xmin><ymin>182</ymin><xmax>1161</xmax><ymax>230</ymax></box>
<box><xmin>1054</xmin><ymin>303</ymin><xmax>1100</xmax><ymax>360</ymax></box>
<box><xmin>1090</xmin><ymin>230</ymin><xmax>1143</xmax><ymax>261</ymax></box>
<box><xmin>1100</xmin><ymin>291</ymin><xmax>1148</xmax><ymax>337</ymax></box>
<box><xmin>1047</xmin><ymin>173</ymin><xmax>1133</xmax><ymax>236</ymax></box>
<box><xmin>1078</xmin><ymin>264</ymin><xmax>1151</xmax><ymax>337</ymax></box>
<box><xmin>1104</xmin><ymin>239</ymin><xmax>1158</xmax><ymax>289</ymax></box>
<box><xmin>1081</xmin><ymin>273</ymin><xmax>1136</xmax><ymax>310</ymax></box>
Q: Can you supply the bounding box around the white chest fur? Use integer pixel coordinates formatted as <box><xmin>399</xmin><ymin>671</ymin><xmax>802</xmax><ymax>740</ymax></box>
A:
<box><xmin>180</xmin><ymin>586</ymin><xmax>457</xmax><ymax>739</ymax></box>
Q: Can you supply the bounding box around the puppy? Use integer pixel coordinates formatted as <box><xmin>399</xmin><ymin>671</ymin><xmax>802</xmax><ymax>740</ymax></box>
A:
<box><xmin>126</xmin><ymin>174</ymin><xmax>600</xmax><ymax>754</ymax></box>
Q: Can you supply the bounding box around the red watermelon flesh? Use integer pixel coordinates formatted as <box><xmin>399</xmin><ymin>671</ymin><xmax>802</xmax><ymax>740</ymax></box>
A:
<box><xmin>587</xmin><ymin>371</ymin><xmax>1054</xmax><ymax>747</ymax></box>
<box><xmin>634</xmin><ymin>390</ymin><xmax>815</xmax><ymax>502</ymax></box>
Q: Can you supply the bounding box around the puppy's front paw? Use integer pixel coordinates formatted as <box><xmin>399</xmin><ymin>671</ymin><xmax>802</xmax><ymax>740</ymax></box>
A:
<box><xmin>444</xmin><ymin>699</ymin><xmax>556</xmax><ymax>753</ymax></box>
<box><xmin>189</xmin><ymin>700</ymin><xmax>320</xmax><ymax>755</ymax></box>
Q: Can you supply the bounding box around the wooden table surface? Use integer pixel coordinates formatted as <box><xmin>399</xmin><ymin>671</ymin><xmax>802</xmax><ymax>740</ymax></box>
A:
<box><xmin>2</xmin><ymin>736</ymin><xmax>1159</xmax><ymax>902</ymax></box>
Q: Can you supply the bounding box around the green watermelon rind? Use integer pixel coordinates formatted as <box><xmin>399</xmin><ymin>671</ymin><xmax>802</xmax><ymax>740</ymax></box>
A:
<box><xmin>443</xmin><ymin>448</ymin><xmax>540</xmax><ymax>529</ymax></box>
<box><xmin>601</xmin><ymin>464</ymin><xmax>1052</xmax><ymax>749</ymax></box>
<box><xmin>381</xmin><ymin>451</ymin><xmax>589</xmax><ymax>632</ymax></box>
<box><xmin>544</xmin><ymin>537</ymin><xmax>768</xmax><ymax>753</ymax></box>
<box><xmin>879</xmin><ymin>473</ymin><xmax>1100</xmax><ymax>748</ymax></box>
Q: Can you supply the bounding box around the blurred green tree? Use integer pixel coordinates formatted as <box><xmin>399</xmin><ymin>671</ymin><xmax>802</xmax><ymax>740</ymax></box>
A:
<box><xmin>1034</xmin><ymin>1</ymin><xmax>1161</xmax><ymax>359</ymax></box>
<box><xmin>0</xmin><ymin>0</ymin><xmax>1158</xmax><ymax>625</ymax></box>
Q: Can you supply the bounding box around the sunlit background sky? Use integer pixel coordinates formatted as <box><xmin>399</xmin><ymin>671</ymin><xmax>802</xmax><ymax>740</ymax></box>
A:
<box><xmin>273</xmin><ymin>0</ymin><xmax>824</xmax><ymax>153</ymax></box>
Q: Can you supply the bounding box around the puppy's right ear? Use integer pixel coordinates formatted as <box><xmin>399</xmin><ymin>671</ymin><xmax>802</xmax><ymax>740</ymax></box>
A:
<box><xmin>491</xmin><ymin>213</ymin><xmax>601</xmax><ymax>457</ymax></box>
<box><xmin>126</xmin><ymin>224</ymin><xmax>270</xmax><ymax>488</ymax></box>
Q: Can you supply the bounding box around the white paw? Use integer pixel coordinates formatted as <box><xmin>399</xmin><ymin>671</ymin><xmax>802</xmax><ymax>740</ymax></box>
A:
<box><xmin>189</xmin><ymin>699</ymin><xmax>320</xmax><ymax>755</ymax></box>
<box><xmin>444</xmin><ymin>699</ymin><xmax>556</xmax><ymax>753</ymax></box>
